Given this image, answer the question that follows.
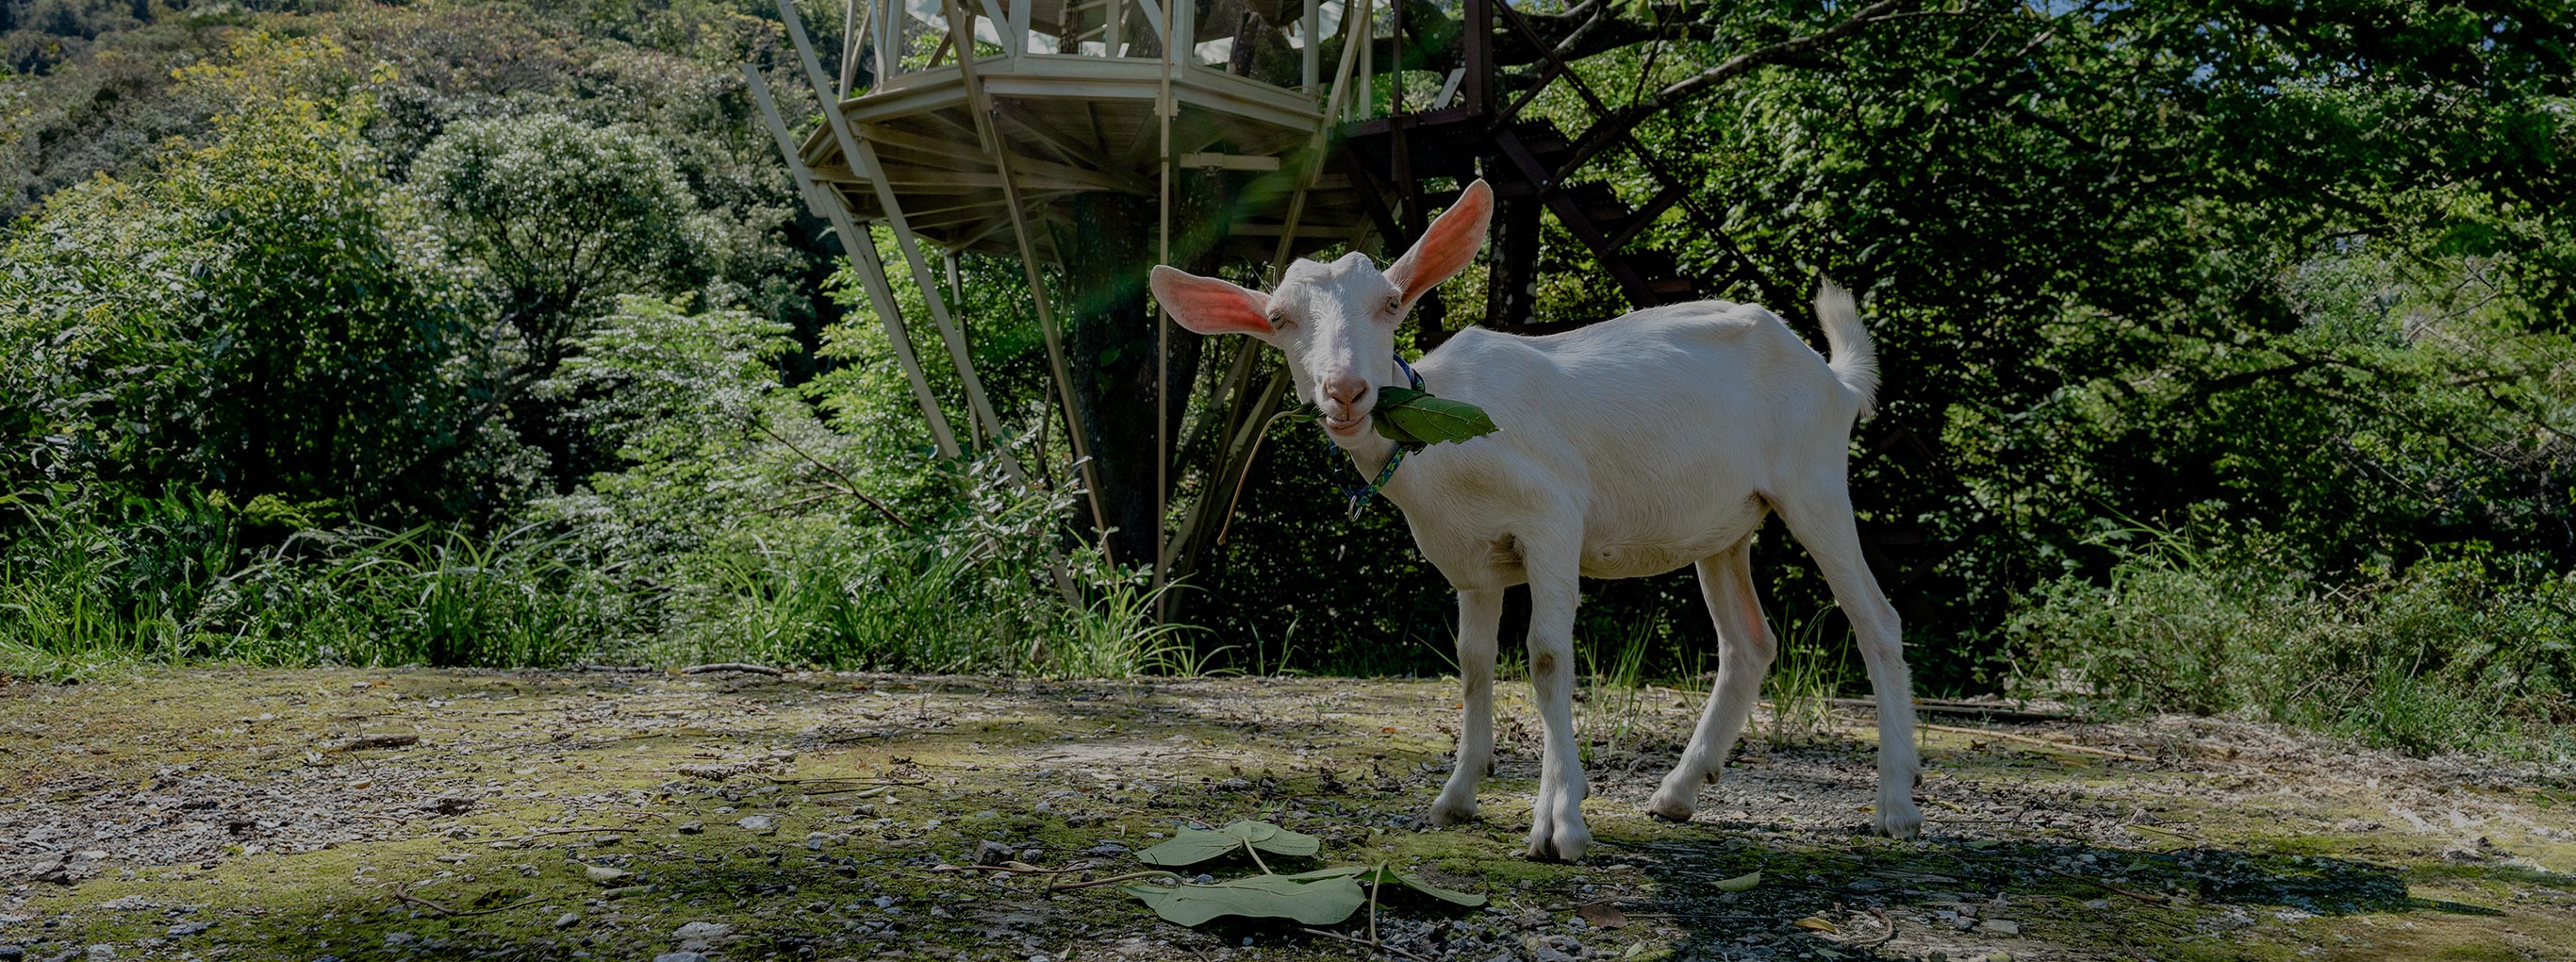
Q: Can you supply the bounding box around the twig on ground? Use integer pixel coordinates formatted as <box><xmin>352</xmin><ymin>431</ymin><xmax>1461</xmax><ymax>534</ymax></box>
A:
<box><xmin>765</xmin><ymin>776</ymin><xmax>928</xmax><ymax>786</ymax></box>
<box><xmin>1920</xmin><ymin>722</ymin><xmax>2153</xmax><ymax>762</ymax></box>
<box><xmin>1048</xmin><ymin>871</ymin><xmax>1180</xmax><ymax>890</ymax></box>
<box><xmin>931</xmin><ymin>861</ymin><xmax>1101</xmax><ymax>875</ymax></box>
<box><xmin>1826</xmin><ymin>696</ymin><xmax>2072</xmax><ymax>722</ymax></box>
<box><xmin>1367</xmin><ymin>861</ymin><xmax>1385</xmax><ymax>944</ymax></box>
<box><xmin>322</xmin><ymin>734</ymin><xmax>420</xmax><ymax>752</ymax></box>
<box><xmin>392</xmin><ymin>882</ymin><xmax>538</xmax><ymax>918</ymax></box>
<box><xmin>1853</xmin><ymin>906</ymin><xmax>1897</xmax><ymax>947</ymax></box>
<box><xmin>1298</xmin><ymin>927</ymin><xmax>1429</xmax><ymax>961</ymax></box>
<box><xmin>2035</xmin><ymin>864</ymin><xmax>2171</xmax><ymax>904</ymax></box>
<box><xmin>508</xmin><ymin>826</ymin><xmax>634</xmax><ymax>841</ymax></box>
<box><xmin>683</xmin><ymin>663</ymin><xmax>785</xmax><ymax>677</ymax></box>
<box><xmin>570</xmin><ymin>664</ymin><xmax>652</xmax><ymax>673</ymax></box>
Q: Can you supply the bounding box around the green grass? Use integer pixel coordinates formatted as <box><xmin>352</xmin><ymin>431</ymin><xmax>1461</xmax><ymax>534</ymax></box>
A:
<box><xmin>2009</xmin><ymin>528</ymin><xmax>2576</xmax><ymax>760</ymax></box>
<box><xmin>2</xmin><ymin>487</ymin><xmax>1219</xmax><ymax>681</ymax></box>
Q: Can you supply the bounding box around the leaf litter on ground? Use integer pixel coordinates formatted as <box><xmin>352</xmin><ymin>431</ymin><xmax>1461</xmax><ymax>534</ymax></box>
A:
<box><xmin>1119</xmin><ymin>820</ymin><xmax>1484</xmax><ymax>928</ymax></box>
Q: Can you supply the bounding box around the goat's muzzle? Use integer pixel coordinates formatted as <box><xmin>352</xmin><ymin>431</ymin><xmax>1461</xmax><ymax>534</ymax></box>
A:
<box><xmin>1320</xmin><ymin>375</ymin><xmax>1371</xmax><ymax>435</ymax></box>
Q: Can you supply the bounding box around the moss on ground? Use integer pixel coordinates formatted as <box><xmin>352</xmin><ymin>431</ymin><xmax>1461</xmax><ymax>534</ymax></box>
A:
<box><xmin>1</xmin><ymin>669</ymin><xmax>2570</xmax><ymax>960</ymax></box>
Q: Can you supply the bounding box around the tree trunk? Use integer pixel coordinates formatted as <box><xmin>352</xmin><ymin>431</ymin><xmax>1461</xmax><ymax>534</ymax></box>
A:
<box><xmin>1052</xmin><ymin>174</ymin><xmax>1234</xmax><ymax>571</ymax></box>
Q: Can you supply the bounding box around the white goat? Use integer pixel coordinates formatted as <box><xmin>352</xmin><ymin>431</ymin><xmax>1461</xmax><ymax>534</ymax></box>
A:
<box><xmin>1150</xmin><ymin>179</ymin><xmax>1921</xmax><ymax>860</ymax></box>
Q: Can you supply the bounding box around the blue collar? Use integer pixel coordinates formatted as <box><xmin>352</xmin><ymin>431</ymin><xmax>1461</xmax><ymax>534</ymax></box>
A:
<box><xmin>1335</xmin><ymin>355</ymin><xmax>1425</xmax><ymax>520</ymax></box>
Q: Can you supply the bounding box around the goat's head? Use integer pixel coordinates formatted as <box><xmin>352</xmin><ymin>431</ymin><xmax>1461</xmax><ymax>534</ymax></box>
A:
<box><xmin>1150</xmin><ymin>179</ymin><xmax>1493</xmax><ymax>450</ymax></box>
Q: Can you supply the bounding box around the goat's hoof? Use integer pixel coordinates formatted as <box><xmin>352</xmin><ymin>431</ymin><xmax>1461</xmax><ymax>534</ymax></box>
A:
<box><xmin>1647</xmin><ymin>777</ymin><xmax>1701</xmax><ymax>821</ymax></box>
<box><xmin>1428</xmin><ymin>797</ymin><xmax>1479</xmax><ymax>826</ymax></box>
<box><xmin>1525</xmin><ymin>802</ymin><xmax>1592</xmax><ymax>862</ymax></box>
<box><xmin>1874</xmin><ymin>801</ymin><xmax>1924</xmax><ymax>839</ymax></box>
<box><xmin>1524</xmin><ymin>822</ymin><xmax>1591</xmax><ymax>862</ymax></box>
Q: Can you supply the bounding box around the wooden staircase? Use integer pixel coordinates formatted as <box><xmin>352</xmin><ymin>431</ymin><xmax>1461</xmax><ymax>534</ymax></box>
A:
<box><xmin>1489</xmin><ymin>119</ymin><xmax>1697</xmax><ymax>308</ymax></box>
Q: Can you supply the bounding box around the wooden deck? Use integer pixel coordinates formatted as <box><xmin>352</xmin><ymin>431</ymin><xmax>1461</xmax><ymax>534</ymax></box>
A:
<box><xmin>798</xmin><ymin>56</ymin><xmax>1377</xmax><ymax>261</ymax></box>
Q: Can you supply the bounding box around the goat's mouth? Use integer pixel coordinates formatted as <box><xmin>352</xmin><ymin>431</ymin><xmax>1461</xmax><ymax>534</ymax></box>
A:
<box><xmin>1322</xmin><ymin>412</ymin><xmax>1367</xmax><ymax>436</ymax></box>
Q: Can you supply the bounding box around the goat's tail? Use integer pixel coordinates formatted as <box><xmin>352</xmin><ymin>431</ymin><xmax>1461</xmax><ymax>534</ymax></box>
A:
<box><xmin>1815</xmin><ymin>279</ymin><xmax>1878</xmax><ymax>421</ymax></box>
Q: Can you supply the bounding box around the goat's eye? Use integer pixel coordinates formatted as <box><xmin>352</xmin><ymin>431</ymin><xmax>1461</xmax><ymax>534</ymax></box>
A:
<box><xmin>1268</xmin><ymin>311</ymin><xmax>1292</xmax><ymax>328</ymax></box>
<box><xmin>1383</xmin><ymin>295</ymin><xmax>1403</xmax><ymax>316</ymax></box>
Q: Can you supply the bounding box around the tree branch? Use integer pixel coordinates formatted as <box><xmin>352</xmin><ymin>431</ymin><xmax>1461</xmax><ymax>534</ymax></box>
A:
<box><xmin>1646</xmin><ymin>0</ymin><xmax>1914</xmax><ymax>111</ymax></box>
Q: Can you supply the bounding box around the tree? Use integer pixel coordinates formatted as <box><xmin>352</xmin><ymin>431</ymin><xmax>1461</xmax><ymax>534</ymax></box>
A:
<box><xmin>414</xmin><ymin>111</ymin><xmax>704</xmax><ymax>488</ymax></box>
<box><xmin>1</xmin><ymin>31</ymin><xmax>490</xmax><ymax>522</ymax></box>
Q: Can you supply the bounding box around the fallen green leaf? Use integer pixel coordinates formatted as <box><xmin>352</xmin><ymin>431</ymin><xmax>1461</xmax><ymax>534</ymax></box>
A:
<box><xmin>1713</xmin><ymin>870</ymin><xmax>1762</xmax><ymax>892</ymax></box>
<box><xmin>1135</xmin><ymin>821</ymin><xmax>1321</xmax><ymax>866</ymax></box>
<box><xmin>1218</xmin><ymin>820</ymin><xmax>1321</xmax><ymax>856</ymax></box>
<box><xmin>1134</xmin><ymin>827</ymin><xmax>1246</xmax><ymax>867</ymax></box>
<box><xmin>1124</xmin><ymin>874</ymin><xmax>1367</xmax><ymax>926</ymax></box>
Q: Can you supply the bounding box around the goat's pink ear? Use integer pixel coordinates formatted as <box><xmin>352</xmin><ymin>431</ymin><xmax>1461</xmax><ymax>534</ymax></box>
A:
<box><xmin>1151</xmin><ymin>266</ymin><xmax>1275</xmax><ymax>338</ymax></box>
<box><xmin>1383</xmin><ymin>179</ymin><xmax>1494</xmax><ymax>306</ymax></box>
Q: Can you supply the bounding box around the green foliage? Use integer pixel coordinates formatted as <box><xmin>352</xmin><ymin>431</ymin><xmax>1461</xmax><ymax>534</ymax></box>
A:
<box><xmin>2011</xmin><ymin>525</ymin><xmax>2576</xmax><ymax>758</ymax></box>
<box><xmin>2</xmin><ymin>31</ymin><xmax>491</xmax><ymax>522</ymax></box>
<box><xmin>416</xmin><ymin>113</ymin><xmax>700</xmax><ymax>339</ymax></box>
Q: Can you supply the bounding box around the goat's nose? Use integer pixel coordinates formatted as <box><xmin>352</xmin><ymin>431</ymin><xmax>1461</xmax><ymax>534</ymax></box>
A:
<box><xmin>1323</xmin><ymin>375</ymin><xmax>1368</xmax><ymax>408</ymax></box>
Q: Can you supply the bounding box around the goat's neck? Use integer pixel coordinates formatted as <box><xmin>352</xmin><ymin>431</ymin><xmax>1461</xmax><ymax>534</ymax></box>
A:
<box><xmin>1341</xmin><ymin>428</ymin><xmax>1401</xmax><ymax>479</ymax></box>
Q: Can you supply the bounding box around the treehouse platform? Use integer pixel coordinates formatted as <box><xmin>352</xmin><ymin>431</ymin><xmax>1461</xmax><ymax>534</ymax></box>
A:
<box><xmin>787</xmin><ymin>0</ymin><xmax>1389</xmax><ymax>263</ymax></box>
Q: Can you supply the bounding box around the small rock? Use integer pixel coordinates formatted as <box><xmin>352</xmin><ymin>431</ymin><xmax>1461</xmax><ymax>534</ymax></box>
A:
<box><xmin>675</xmin><ymin>821</ymin><xmax>704</xmax><ymax>835</ymax></box>
<box><xmin>0</xmin><ymin>945</ymin><xmax>23</xmax><ymax>962</ymax></box>
<box><xmin>553</xmin><ymin>912</ymin><xmax>581</xmax><ymax>930</ymax></box>
<box><xmin>872</xmin><ymin>896</ymin><xmax>896</xmax><ymax>909</ymax></box>
<box><xmin>805</xmin><ymin>832</ymin><xmax>832</xmax><ymax>851</ymax></box>
<box><xmin>421</xmin><ymin>797</ymin><xmax>476</xmax><ymax>816</ymax></box>
<box><xmin>736</xmin><ymin>816</ymin><xmax>776</xmax><ymax>836</ymax></box>
<box><xmin>167</xmin><ymin>921</ymin><xmax>212</xmax><ymax>937</ymax></box>
<box><xmin>974</xmin><ymin>840</ymin><xmax>1016</xmax><ymax>866</ymax></box>
<box><xmin>1976</xmin><ymin>919</ymin><xmax>2021</xmax><ymax>936</ymax></box>
<box><xmin>673</xmin><ymin>921</ymin><xmax>733</xmax><ymax>950</ymax></box>
<box><xmin>83</xmin><ymin>948</ymin><xmax>112</xmax><ymax>962</ymax></box>
<box><xmin>1080</xmin><ymin>843</ymin><xmax>1130</xmax><ymax>856</ymax></box>
<box><xmin>585</xmin><ymin>865</ymin><xmax>633</xmax><ymax>884</ymax></box>
<box><xmin>651</xmin><ymin>954</ymin><xmax>709</xmax><ymax>962</ymax></box>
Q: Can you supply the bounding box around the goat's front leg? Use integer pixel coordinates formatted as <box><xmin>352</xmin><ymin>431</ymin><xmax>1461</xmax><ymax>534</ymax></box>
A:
<box><xmin>1522</xmin><ymin>557</ymin><xmax>1590</xmax><ymax>861</ymax></box>
<box><xmin>1430</xmin><ymin>588</ymin><xmax>1502</xmax><ymax>825</ymax></box>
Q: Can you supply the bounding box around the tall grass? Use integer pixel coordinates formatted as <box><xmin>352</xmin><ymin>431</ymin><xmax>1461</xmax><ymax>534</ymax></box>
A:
<box><xmin>1761</xmin><ymin>603</ymin><xmax>1855</xmax><ymax>747</ymax></box>
<box><xmin>1</xmin><ymin>471</ymin><xmax>1212</xmax><ymax>679</ymax></box>
<box><xmin>1578</xmin><ymin>614</ymin><xmax>1659</xmax><ymax>764</ymax></box>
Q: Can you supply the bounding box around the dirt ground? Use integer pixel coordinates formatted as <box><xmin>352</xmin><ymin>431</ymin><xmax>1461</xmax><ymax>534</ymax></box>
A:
<box><xmin>2</xmin><ymin>668</ymin><xmax>2571</xmax><ymax>962</ymax></box>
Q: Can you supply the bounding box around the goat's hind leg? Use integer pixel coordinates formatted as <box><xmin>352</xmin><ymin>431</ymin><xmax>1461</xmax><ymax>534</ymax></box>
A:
<box><xmin>1773</xmin><ymin>480</ymin><xmax>1924</xmax><ymax>838</ymax></box>
<box><xmin>1431</xmin><ymin>588</ymin><xmax>1502</xmax><ymax>826</ymax></box>
<box><xmin>1649</xmin><ymin>540</ymin><xmax>1775</xmax><ymax>822</ymax></box>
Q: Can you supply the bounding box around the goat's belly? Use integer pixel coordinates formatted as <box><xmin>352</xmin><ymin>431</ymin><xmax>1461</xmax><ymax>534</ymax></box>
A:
<box><xmin>1577</xmin><ymin>538</ymin><xmax>1733</xmax><ymax>579</ymax></box>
